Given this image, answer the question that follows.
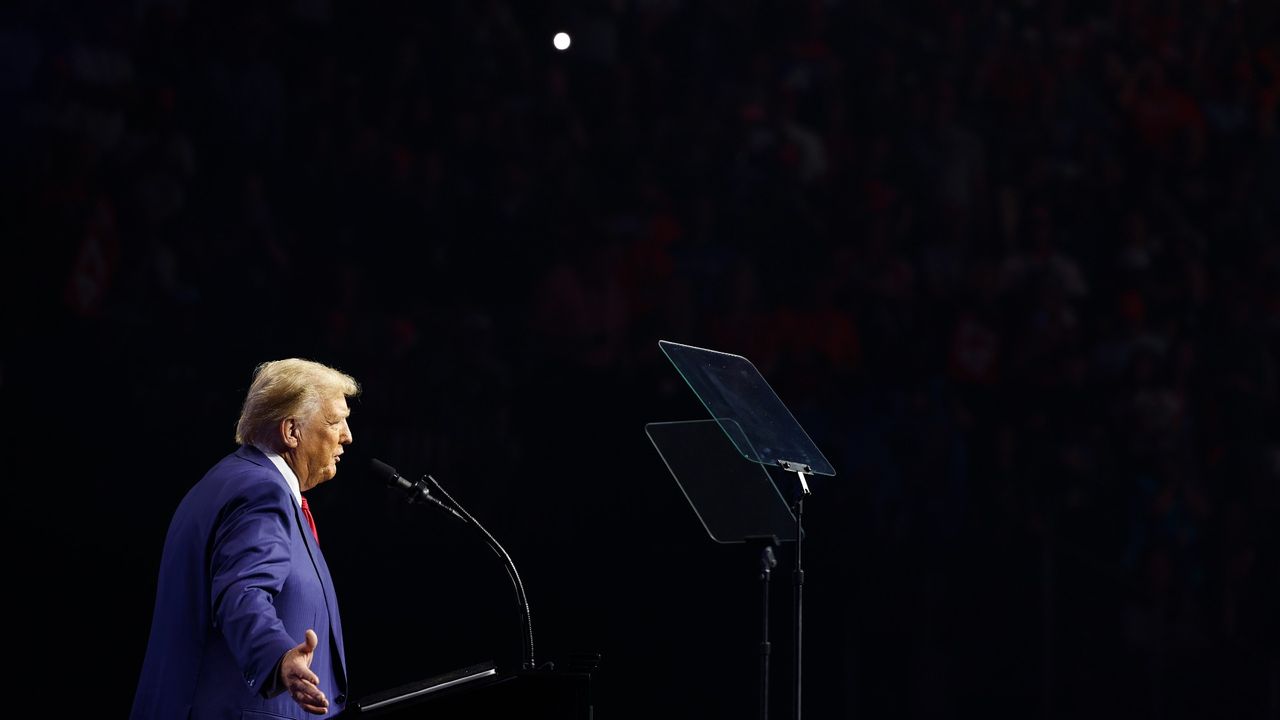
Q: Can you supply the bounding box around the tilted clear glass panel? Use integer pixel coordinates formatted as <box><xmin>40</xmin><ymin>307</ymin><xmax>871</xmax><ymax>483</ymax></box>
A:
<box><xmin>646</xmin><ymin>420</ymin><xmax>798</xmax><ymax>544</ymax></box>
<box><xmin>658</xmin><ymin>340</ymin><xmax>835</xmax><ymax>477</ymax></box>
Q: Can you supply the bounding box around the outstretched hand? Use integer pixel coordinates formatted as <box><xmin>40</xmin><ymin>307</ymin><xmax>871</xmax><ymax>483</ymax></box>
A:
<box><xmin>280</xmin><ymin>629</ymin><xmax>329</xmax><ymax>715</ymax></box>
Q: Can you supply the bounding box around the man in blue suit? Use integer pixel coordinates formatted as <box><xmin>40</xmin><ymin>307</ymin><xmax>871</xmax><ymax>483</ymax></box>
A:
<box><xmin>132</xmin><ymin>359</ymin><xmax>359</xmax><ymax>718</ymax></box>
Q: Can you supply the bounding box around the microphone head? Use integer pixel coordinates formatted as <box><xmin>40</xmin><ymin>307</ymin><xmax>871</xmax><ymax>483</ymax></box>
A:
<box><xmin>370</xmin><ymin>458</ymin><xmax>400</xmax><ymax>486</ymax></box>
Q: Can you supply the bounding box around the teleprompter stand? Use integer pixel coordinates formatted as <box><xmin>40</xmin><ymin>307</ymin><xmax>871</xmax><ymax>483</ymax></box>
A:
<box><xmin>647</xmin><ymin>341</ymin><xmax>836</xmax><ymax>720</ymax></box>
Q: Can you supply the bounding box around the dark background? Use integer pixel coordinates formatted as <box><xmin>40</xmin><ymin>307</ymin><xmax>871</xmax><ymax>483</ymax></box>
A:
<box><xmin>3</xmin><ymin>0</ymin><xmax>1280</xmax><ymax>718</ymax></box>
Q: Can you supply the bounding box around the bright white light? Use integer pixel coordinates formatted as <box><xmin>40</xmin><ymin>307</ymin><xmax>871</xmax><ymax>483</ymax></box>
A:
<box><xmin>553</xmin><ymin>32</ymin><xmax>571</xmax><ymax>51</ymax></box>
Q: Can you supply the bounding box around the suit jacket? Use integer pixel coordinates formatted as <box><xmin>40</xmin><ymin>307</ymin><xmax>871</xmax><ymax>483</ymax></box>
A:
<box><xmin>131</xmin><ymin>445</ymin><xmax>348</xmax><ymax>719</ymax></box>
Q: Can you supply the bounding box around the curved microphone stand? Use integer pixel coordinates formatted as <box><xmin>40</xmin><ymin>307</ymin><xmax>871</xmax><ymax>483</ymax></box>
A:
<box><xmin>426</xmin><ymin>474</ymin><xmax>536</xmax><ymax>671</ymax></box>
<box><xmin>375</xmin><ymin>459</ymin><xmax>536</xmax><ymax>670</ymax></box>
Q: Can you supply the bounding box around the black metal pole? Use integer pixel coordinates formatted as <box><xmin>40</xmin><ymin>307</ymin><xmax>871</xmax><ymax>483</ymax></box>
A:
<box><xmin>760</xmin><ymin>543</ymin><xmax>776</xmax><ymax>720</ymax></box>
<box><xmin>793</xmin><ymin>493</ymin><xmax>804</xmax><ymax>720</ymax></box>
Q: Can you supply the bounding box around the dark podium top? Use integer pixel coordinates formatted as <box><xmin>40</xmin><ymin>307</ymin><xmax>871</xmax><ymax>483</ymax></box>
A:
<box><xmin>344</xmin><ymin>665</ymin><xmax>592</xmax><ymax>720</ymax></box>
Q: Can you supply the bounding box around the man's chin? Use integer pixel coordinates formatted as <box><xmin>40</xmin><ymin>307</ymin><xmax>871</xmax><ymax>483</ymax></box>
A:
<box><xmin>306</xmin><ymin>468</ymin><xmax>338</xmax><ymax>490</ymax></box>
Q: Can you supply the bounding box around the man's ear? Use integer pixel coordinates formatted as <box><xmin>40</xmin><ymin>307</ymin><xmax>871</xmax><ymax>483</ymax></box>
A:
<box><xmin>279</xmin><ymin>417</ymin><xmax>301</xmax><ymax>449</ymax></box>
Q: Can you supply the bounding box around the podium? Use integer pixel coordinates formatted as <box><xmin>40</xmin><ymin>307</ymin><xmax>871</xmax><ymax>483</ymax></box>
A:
<box><xmin>345</xmin><ymin>664</ymin><xmax>592</xmax><ymax>719</ymax></box>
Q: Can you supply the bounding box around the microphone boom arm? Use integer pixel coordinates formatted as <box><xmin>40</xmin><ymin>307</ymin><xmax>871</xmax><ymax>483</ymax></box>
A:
<box><xmin>426</xmin><ymin>474</ymin><xmax>536</xmax><ymax>672</ymax></box>
<box><xmin>400</xmin><ymin>475</ymin><xmax>468</xmax><ymax>522</ymax></box>
<box><xmin>374</xmin><ymin>457</ymin><xmax>535</xmax><ymax>671</ymax></box>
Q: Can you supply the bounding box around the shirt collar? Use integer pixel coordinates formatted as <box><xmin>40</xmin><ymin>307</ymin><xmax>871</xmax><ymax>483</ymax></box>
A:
<box><xmin>257</xmin><ymin>447</ymin><xmax>303</xmax><ymax>507</ymax></box>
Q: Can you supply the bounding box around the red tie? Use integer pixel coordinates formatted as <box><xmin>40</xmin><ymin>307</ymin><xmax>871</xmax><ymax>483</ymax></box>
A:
<box><xmin>300</xmin><ymin>496</ymin><xmax>319</xmax><ymax>545</ymax></box>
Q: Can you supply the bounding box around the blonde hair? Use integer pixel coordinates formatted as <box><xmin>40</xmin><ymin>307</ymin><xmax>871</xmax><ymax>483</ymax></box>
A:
<box><xmin>235</xmin><ymin>359</ymin><xmax>360</xmax><ymax>448</ymax></box>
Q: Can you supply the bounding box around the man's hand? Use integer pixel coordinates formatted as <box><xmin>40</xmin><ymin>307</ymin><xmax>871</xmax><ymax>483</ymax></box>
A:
<box><xmin>280</xmin><ymin>629</ymin><xmax>329</xmax><ymax>715</ymax></box>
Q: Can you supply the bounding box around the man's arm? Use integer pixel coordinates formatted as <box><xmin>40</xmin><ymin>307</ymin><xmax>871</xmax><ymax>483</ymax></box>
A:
<box><xmin>208</xmin><ymin>479</ymin><xmax>306</xmax><ymax>699</ymax></box>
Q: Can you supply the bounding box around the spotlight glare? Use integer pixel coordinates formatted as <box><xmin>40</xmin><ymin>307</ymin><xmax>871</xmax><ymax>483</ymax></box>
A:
<box><xmin>553</xmin><ymin>32</ymin><xmax>571</xmax><ymax>51</ymax></box>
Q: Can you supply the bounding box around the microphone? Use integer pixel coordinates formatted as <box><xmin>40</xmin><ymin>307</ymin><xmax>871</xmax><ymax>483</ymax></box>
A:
<box><xmin>372</xmin><ymin>457</ymin><xmax>537</xmax><ymax>670</ymax></box>
<box><xmin>370</xmin><ymin>458</ymin><xmax>466</xmax><ymax>522</ymax></box>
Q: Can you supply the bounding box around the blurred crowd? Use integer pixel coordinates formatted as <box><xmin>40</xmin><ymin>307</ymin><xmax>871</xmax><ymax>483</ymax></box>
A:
<box><xmin>4</xmin><ymin>0</ymin><xmax>1279</xmax><ymax>716</ymax></box>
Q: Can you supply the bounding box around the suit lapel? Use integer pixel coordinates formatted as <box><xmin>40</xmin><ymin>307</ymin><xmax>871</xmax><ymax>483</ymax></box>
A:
<box><xmin>241</xmin><ymin>444</ymin><xmax>349</xmax><ymax>689</ymax></box>
<box><xmin>290</xmin><ymin>497</ymin><xmax>349</xmax><ymax>690</ymax></box>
